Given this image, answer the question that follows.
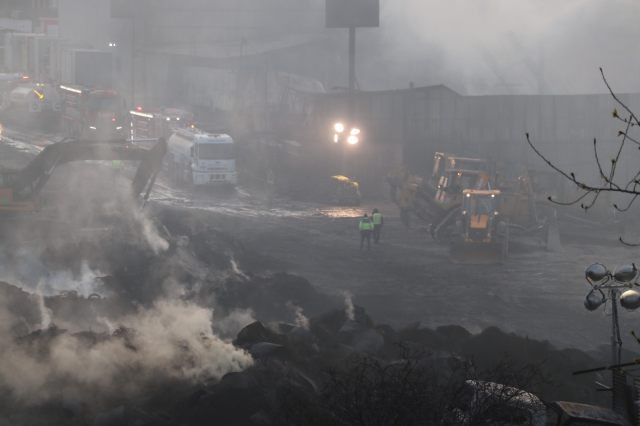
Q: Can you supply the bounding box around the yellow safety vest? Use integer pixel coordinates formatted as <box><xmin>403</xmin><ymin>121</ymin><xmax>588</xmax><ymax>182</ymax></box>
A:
<box><xmin>372</xmin><ymin>213</ymin><xmax>382</xmax><ymax>225</ymax></box>
<box><xmin>110</xmin><ymin>160</ymin><xmax>124</xmax><ymax>169</ymax></box>
<box><xmin>359</xmin><ymin>219</ymin><xmax>373</xmax><ymax>231</ymax></box>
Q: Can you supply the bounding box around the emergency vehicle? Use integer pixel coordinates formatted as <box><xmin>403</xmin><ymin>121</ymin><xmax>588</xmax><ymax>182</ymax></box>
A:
<box><xmin>60</xmin><ymin>85</ymin><xmax>126</xmax><ymax>139</ymax></box>
<box><xmin>166</xmin><ymin>128</ymin><xmax>237</xmax><ymax>186</ymax></box>
<box><xmin>130</xmin><ymin>107</ymin><xmax>194</xmax><ymax>140</ymax></box>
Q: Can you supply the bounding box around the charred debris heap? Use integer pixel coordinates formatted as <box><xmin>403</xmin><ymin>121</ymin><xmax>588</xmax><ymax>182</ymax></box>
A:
<box><xmin>0</xmin><ymin>206</ymin><xmax>629</xmax><ymax>426</ymax></box>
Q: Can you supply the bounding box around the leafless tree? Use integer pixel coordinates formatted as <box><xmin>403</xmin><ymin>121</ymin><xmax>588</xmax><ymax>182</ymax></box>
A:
<box><xmin>527</xmin><ymin>68</ymin><xmax>640</xmax><ymax>221</ymax></box>
<box><xmin>276</xmin><ymin>346</ymin><xmax>551</xmax><ymax>426</ymax></box>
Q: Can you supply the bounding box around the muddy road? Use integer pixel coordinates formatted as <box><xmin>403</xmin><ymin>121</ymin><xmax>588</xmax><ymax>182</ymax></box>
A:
<box><xmin>1</xmin><ymin>125</ymin><xmax>639</xmax><ymax>354</ymax></box>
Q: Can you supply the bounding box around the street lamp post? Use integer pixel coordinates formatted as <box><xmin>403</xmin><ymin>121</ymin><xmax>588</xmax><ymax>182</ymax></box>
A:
<box><xmin>584</xmin><ymin>263</ymin><xmax>640</xmax><ymax>365</ymax></box>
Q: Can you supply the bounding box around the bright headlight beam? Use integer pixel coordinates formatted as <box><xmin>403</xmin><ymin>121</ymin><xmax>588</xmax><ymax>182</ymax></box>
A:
<box><xmin>334</xmin><ymin>123</ymin><xmax>344</xmax><ymax>133</ymax></box>
<box><xmin>350</xmin><ymin>128</ymin><xmax>360</xmax><ymax>135</ymax></box>
<box><xmin>334</xmin><ymin>134</ymin><xmax>339</xmax><ymax>143</ymax></box>
<box><xmin>347</xmin><ymin>136</ymin><xmax>358</xmax><ymax>144</ymax></box>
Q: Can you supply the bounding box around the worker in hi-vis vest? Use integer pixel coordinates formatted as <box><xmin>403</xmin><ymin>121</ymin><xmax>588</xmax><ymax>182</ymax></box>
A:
<box><xmin>359</xmin><ymin>214</ymin><xmax>374</xmax><ymax>251</ymax></box>
<box><xmin>371</xmin><ymin>208</ymin><xmax>384</xmax><ymax>243</ymax></box>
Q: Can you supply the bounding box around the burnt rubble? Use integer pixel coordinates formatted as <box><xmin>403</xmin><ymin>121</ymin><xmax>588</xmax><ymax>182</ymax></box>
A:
<box><xmin>0</xmin><ymin>280</ymin><xmax>618</xmax><ymax>425</ymax></box>
<box><xmin>0</xmin><ymin>207</ymin><xmax>622</xmax><ymax>425</ymax></box>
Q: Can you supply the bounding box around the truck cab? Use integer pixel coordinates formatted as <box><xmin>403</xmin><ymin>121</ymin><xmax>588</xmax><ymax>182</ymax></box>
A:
<box><xmin>167</xmin><ymin>128</ymin><xmax>237</xmax><ymax>186</ymax></box>
<box><xmin>60</xmin><ymin>85</ymin><xmax>126</xmax><ymax>139</ymax></box>
<box><xmin>130</xmin><ymin>107</ymin><xmax>194</xmax><ymax>141</ymax></box>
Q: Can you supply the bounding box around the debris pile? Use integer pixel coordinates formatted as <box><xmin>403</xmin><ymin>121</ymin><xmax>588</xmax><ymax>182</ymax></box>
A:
<box><xmin>0</xmin><ymin>205</ymin><xmax>620</xmax><ymax>424</ymax></box>
<box><xmin>0</xmin><ymin>276</ymin><xmax>617</xmax><ymax>425</ymax></box>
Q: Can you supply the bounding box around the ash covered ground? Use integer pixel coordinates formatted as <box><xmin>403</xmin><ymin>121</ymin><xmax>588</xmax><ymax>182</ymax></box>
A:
<box><xmin>1</xmin><ymin>132</ymin><xmax>639</xmax><ymax>425</ymax></box>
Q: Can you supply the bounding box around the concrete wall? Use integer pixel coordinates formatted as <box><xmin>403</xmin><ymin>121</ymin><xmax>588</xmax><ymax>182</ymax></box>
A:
<box><xmin>312</xmin><ymin>87</ymin><xmax>640</xmax><ymax>190</ymax></box>
<box><xmin>58</xmin><ymin>0</ymin><xmax>132</xmax><ymax>103</ymax></box>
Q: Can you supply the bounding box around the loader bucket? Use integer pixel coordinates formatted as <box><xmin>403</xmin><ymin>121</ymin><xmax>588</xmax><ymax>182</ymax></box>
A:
<box><xmin>449</xmin><ymin>241</ymin><xmax>506</xmax><ymax>264</ymax></box>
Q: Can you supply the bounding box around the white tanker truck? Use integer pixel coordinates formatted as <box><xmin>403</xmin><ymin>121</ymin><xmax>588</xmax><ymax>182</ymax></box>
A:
<box><xmin>2</xmin><ymin>83</ymin><xmax>61</xmax><ymax>130</ymax></box>
<box><xmin>166</xmin><ymin>128</ymin><xmax>237</xmax><ymax>186</ymax></box>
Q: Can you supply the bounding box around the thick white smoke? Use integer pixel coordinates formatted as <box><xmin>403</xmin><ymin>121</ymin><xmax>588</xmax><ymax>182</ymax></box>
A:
<box><xmin>0</xmin><ymin>299</ymin><xmax>253</xmax><ymax>405</ymax></box>
<box><xmin>355</xmin><ymin>0</ymin><xmax>640</xmax><ymax>95</ymax></box>
<box><xmin>132</xmin><ymin>206</ymin><xmax>170</xmax><ymax>254</ymax></box>
<box><xmin>343</xmin><ymin>291</ymin><xmax>355</xmax><ymax>321</ymax></box>
<box><xmin>287</xmin><ymin>301</ymin><xmax>310</xmax><ymax>330</ymax></box>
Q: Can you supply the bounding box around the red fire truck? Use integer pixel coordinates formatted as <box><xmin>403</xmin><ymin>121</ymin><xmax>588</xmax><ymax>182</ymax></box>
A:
<box><xmin>60</xmin><ymin>85</ymin><xmax>127</xmax><ymax>140</ymax></box>
<box><xmin>130</xmin><ymin>107</ymin><xmax>194</xmax><ymax>141</ymax></box>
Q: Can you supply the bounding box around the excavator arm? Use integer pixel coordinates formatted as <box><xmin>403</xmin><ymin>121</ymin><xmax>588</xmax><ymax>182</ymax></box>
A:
<box><xmin>8</xmin><ymin>138</ymin><xmax>167</xmax><ymax>204</ymax></box>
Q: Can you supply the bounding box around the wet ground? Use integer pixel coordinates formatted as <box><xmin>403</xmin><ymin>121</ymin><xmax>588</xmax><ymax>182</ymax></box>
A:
<box><xmin>2</xmin><ymin>125</ymin><xmax>640</xmax><ymax>354</ymax></box>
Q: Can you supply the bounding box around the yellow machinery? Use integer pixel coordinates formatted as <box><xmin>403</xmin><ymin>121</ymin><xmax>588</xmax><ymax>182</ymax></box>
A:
<box><xmin>0</xmin><ymin>138</ymin><xmax>167</xmax><ymax>219</ymax></box>
<box><xmin>331</xmin><ymin>175</ymin><xmax>361</xmax><ymax>206</ymax></box>
<box><xmin>386</xmin><ymin>154</ymin><xmax>493</xmax><ymax>240</ymax></box>
<box><xmin>387</xmin><ymin>155</ymin><xmax>563</xmax><ymax>252</ymax></box>
<box><xmin>450</xmin><ymin>190</ymin><xmax>509</xmax><ymax>264</ymax></box>
<box><xmin>0</xmin><ymin>169</ymin><xmax>37</xmax><ymax>212</ymax></box>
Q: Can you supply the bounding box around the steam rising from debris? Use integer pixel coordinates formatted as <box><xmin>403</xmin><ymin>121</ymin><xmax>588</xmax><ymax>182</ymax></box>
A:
<box><xmin>0</xmin><ymin>299</ymin><xmax>253</xmax><ymax>406</ymax></box>
<box><xmin>343</xmin><ymin>291</ymin><xmax>355</xmax><ymax>321</ymax></box>
<box><xmin>133</xmin><ymin>207</ymin><xmax>169</xmax><ymax>255</ymax></box>
<box><xmin>287</xmin><ymin>301</ymin><xmax>309</xmax><ymax>330</ymax></box>
<box><xmin>35</xmin><ymin>294</ymin><xmax>52</xmax><ymax>330</ymax></box>
<box><xmin>0</xmin><ymin>164</ymin><xmax>261</xmax><ymax>407</ymax></box>
<box><xmin>212</xmin><ymin>308</ymin><xmax>256</xmax><ymax>338</ymax></box>
<box><xmin>355</xmin><ymin>0</ymin><xmax>640</xmax><ymax>94</ymax></box>
<box><xmin>37</xmin><ymin>261</ymin><xmax>103</xmax><ymax>296</ymax></box>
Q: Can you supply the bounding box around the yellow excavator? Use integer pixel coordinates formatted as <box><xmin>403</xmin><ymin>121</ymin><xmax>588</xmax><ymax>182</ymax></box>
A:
<box><xmin>387</xmin><ymin>154</ymin><xmax>563</xmax><ymax>260</ymax></box>
<box><xmin>331</xmin><ymin>175</ymin><xmax>361</xmax><ymax>206</ymax></box>
<box><xmin>386</xmin><ymin>153</ymin><xmax>493</xmax><ymax>241</ymax></box>
<box><xmin>450</xmin><ymin>190</ymin><xmax>509</xmax><ymax>264</ymax></box>
<box><xmin>0</xmin><ymin>138</ymin><xmax>167</xmax><ymax>231</ymax></box>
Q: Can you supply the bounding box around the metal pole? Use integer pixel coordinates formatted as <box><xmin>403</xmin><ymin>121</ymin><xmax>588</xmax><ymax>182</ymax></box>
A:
<box><xmin>611</xmin><ymin>289</ymin><xmax>620</xmax><ymax>365</ymax></box>
<box><xmin>345</xmin><ymin>26</ymin><xmax>356</xmax><ymax>177</ymax></box>
<box><xmin>349</xmin><ymin>26</ymin><xmax>355</xmax><ymax>95</ymax></box>
<box><xmin>131</xmin><ymin>17</ymin><xmax>135</xmax><ymax>108</ymax></box>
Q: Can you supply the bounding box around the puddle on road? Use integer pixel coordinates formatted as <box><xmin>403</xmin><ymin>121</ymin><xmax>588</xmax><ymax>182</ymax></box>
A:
<box><xmin>150</xmin><ymin>181</ymin><xmax>371</xmax><ymax>220</ymax></box>
<box><xmin>1</xmin><ymin>125</ymin><xmax>56</xmax><ymax>155</ymax></box>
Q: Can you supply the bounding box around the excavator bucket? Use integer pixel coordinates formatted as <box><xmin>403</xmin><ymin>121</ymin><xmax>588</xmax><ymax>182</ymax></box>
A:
<box><xmin>449</xmin><ymin>241</ymin><xmax>506</xmax><ymax>264</ymax></box>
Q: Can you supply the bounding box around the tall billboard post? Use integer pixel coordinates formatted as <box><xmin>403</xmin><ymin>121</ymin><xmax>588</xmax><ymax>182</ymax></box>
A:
<box><xmin>326</xmin><ymin>0</ymin><xmax>379</xmax><ymax>175</ymax></box>
<box><xmin>111</xmin><ymin>0</ymin><xmax>149</xmax><ymax>109</ymax></box>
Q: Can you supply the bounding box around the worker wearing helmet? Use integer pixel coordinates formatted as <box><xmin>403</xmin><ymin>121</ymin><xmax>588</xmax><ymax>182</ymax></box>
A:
<box><xmin>371</xmin><ymin>208</ymin><xmax>384</xmax><ymax>244</ymax></box>
<box><xmin>359</xmin><ymin>214</ymin><xmax>374</xmax><ymax>251</ymax></box>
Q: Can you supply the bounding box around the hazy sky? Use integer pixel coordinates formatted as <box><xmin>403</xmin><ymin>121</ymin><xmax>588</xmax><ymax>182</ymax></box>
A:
<box><xmin>351</xmin><ymin>0</ymin><xmax>640</xmax><ymax>95</ymax></box>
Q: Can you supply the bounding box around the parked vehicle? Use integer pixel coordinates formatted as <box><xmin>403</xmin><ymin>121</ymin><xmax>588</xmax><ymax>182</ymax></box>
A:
<box><xmin>60</xmin><ymin>85</ymin><xmax>126</xmax><ymax>139</ymax></box>
<box><xmin>130</xmin><ymin>107</ymin><xmax>194</xmax><ymax>141</ymax></box>
<box><xmin>3</xmin><ymin>83</ymin><xmax>61</xmax><ymax>131</ymax></box>
<box><xmin>166</xmin><ymin>128</ymin><xmax>237</xmax><ymax>186</ymax></box>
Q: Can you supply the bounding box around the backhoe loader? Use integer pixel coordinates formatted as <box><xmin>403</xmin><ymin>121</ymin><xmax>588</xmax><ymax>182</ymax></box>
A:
<box><xmin>387</xmin><ymin>156</ymin><xmax>562</xmax><ymax>252</ymax></box>
<box><xmin>450</xmin><ymin>190</ymin><xmax>509</xmax><ymax>264</ymax></box>
<box><xmin>0</xmin><ymin>138</ymin><xmax>167</xmax><ymax>236</ymax></box>
<box><xmin>386</xmin><ymin>154</ymin><xmax>493</xmax><ymax>241</ymax></box>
